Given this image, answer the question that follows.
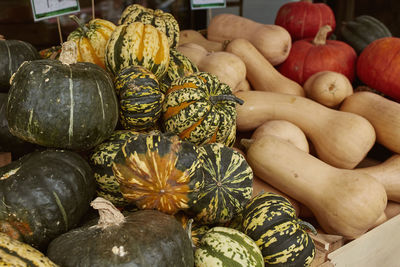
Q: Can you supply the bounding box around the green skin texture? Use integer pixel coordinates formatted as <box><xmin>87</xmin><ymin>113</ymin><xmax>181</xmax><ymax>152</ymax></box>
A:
<box><xmin>7</xmin><ymin>59</ymin><xmax>119</xmax><ymax>151</ymax></box>
<box><xmin>0</xmin><ymin>150</ymin><xmax>96</xmax><ymax>251</ymax></box>
<box><xmin>47</xmin><ymin>210</ymin><xmax>194</xmax><ymax>267</ymax></box>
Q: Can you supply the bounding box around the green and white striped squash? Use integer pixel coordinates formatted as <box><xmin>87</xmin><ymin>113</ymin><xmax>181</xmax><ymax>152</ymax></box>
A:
<box><xmin>0</xmin><ymin>232</ymin><xmax>57</xmax><ymax>266</ymax></box>
<box><xmin>114</xmin><ymin>65</ymin><xmax>164</xmax><ymax>130</ymax></box>
<box><xmin>159</xmin><ymin>48</ymin><xmax>199</xmax><ymax>93</ymax></box>
<box><xmin>118</xmin><ymin>3</ymin><xmax>180</xmax><ymax>48</ymax></box>
<box><xmin>242</xmin><ymin>192</ymin><xmax>316</xmax><ymax>267</ymax></box>
<box><xmin>188</xmin><ymin>142</ymin><xmax>253</xmax><ymax>224</ymax></box>
<box><xmin>162</xmin><ymin>72</ymin><xmax>243</xmax><ymax>146</ymax></box>
<box><xmin>112</xmin><ymin>131</ymin><xmax>204</xmax><ymax>215</ymax></box>
<box><xmin>105</xmin><ymin>22</ymin><xmax>170</xmax><ymax>79</ymax></box>
<box><xmin>195</xmin><ymin>226</ymin><xmax>264</xmax><ymax>267</ymax></box>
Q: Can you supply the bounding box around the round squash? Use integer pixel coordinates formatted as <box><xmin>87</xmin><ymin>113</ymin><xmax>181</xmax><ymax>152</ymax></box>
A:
<box><xmin>187</xmin><ymin>143</ymin><xmax>253</xmax><ymax>225</ymax></box>
<box><xmin>118</xmin><ymin>3</ymin><xmax>180</xmax><ymax>48</ymax></box>
<box><xmin>242</xmin><ymin>192</ymin><xmax>316</xmax><ymax>266</ymax></box>
<box><xmin>7</xmin><ymin>42</ymin><xmax>119</xmax><ymax>151</ymax></box>
<box><xmin>112</xmin><ymin>131</ymin><xmax>204</xmax><ymax>215</ymax></box>
<box><xmin>47</xmin><ymin>197</ymin><xmax>194</xmax><ymax>267</ymax></box>
<box><xmin>67</xmin><ymin>15</ymin><xmax>116</xmax><ymax>69</ymax></box>
<box><xmin>114</xmin><ymin>65</ymin><xmax>164</xmax><ymax>131</ymax></box>
<box><xmin>0</xmin><ymin>37</ymin><xmax>40</xmax><ymax>92</ymax></box>
<box><xmin>105</xmin><ymin>21</ymin><xmax>170</xmax><ymax>79</ymax></box>
<box><xmin>162</xmin><ymin>72</ymin><xmax>243</xmax><ymax>146</ymax></box>
<box><xmin>0</xmin><ymin>149</ymin><xmax>95</xmax><ymax>251</ymax></box>
<box><xmin>278</xmin><ymin>25</ymin><xmax>357</xmax><ymax>85</ymax></box>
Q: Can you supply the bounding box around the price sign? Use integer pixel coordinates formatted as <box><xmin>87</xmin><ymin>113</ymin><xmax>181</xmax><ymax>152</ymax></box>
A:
<box><xmin>191</xmin><ymin>0</ymin><xmax>226</xmax><ymax>10</ymax></box>
<box><xmin>30</xmin><ymin>0</ymin><xmax>80</xmax><ymax>21</ymax></box>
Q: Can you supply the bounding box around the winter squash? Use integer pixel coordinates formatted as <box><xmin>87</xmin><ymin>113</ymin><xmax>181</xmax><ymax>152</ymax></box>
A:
<box><xmin>47</xmin><ymin>197</ymin><xmax>194</xmax><ymax>267</ymax></box>
<box><xmin>278</xmin><ymin>25</ymin><xmax>357</xmax><ymax>85</ymax></box>
<box><xmin>340</xmin><ymin>15</ymin><xmax>392</xmax><ymax>54</ymax></box>
<box><xmin>195</xmin><ymin>226</ymin><xmax>264</xmax><ymax>267</ymax></box>
<box><xmin>67</xmin><ymin>15</ymin><xmax>116</xmax><ymax>69</ymax></box>
<box><xmin>159</xmin><ymin>48</ymin><xmax>199</xmax><ymax>94</ymax></box>
<box><xmin>105</xmin><ymin>21</ymin><xmax>170</xmax><ymax>79</ymax></box>
<box><xmin>7</xmin><ymin>41</ymin><xmax>119</xmax><ymax>151</ymax></box>
<box><xmin>114</xmin><ymin>65</ymin><xmax>164</xmax><ymax>130</ymax></box>
<box><xmin>162</xmin><ymin>72</ymin><xmax>243</xmax><ymax>146</ymax></box>
<box><xmin>112</xmin><ymin>131</ymin><xmax>204</xmax><ymax>215</ymax></box>
<box><xmin>0</xmin><ymin>149</ymin><xmax>95</xmax><ymax>250</ymax></box>
<box><xmin>356</xmin><ymin>37</ymin><xmax>400</xmax><ymax>102</ymax></box>
<box><xmin>0</xmin><ymin>232</ymin><xmax>57</xmax><ymax>266</ymax></box>
<box><xmin>118</xmin><ymin>3</ymin><xmax>180</xmax><ymax>48</ymax></box>
<box><xmin>187</xmin><ymin>143</ymin><xmax>253</xmax><ymax>224</ymax></box>
<box><xmin>179</xmin><ymin>29</ymin><xmax>224</xmax><ymax>52</ymax></box>
<box><xmin>0</xmin><ymin>37</ymin><xmax>40</xmax><ymax>92</ymax></box>
<box><xmin>275</xmin><ymin>0</ymin><xmax>336</xmax><ymax>41</ymax></box>
<box><xmin>242</xmin><ymin>192</ymin><xmax>316</xmax><ymax>266</ymax></box>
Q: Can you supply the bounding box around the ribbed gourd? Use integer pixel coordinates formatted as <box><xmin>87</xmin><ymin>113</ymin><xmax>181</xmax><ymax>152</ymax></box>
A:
<box><xmin>118</xmin><ymin>3</ymin><xmax>180</xmax><ymax>48</ymax></box>
<box><xmin>187</xmin><ymin>143</ymin><xmax>253</xmax><ymax>225</ymax></box>
<box><xmin>114</xmin><ymin>65</ymin><xmax>164</xmax><ymax>130</ymax></box>
<box><xmin>162</xmin><ymin>72</ymin><xmax>243</xmax><ymax>146</ymax></box>
<box><xmin>242</xmin><ymin>192</ymin><xmax>316</xmax><ymax>267</ymax></box>
<box><xmin>112</xmin><ymin>131</ymin><xmax>204</xmax><ymax>215</ymax></box>
<box><xmin>105</xmin><ymin>21</ymin><xmax>170</xmax><ymax>79</ymax></box>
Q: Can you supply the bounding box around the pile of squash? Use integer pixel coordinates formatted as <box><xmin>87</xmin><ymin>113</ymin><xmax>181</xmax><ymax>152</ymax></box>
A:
<box><xmin>0</xmin><ymin>0</ymin><xmax>400</xmax><ymax>266</ymax></box>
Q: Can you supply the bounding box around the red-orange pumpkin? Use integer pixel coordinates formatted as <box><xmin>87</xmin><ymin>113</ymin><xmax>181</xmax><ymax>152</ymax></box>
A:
<box><xmin>275</xmin><ymin>0</ymin><xmax>336</xmax><ymax>41</ymax></box>
<box><xmin>278</xmin><ymin>25</ymin><xmax>357</xmax><ymax>85</ymax></box>
<box><xmin>357</xmin><ymin>37</ymin><xmax>400</xmax><ymax>102</ymax></box>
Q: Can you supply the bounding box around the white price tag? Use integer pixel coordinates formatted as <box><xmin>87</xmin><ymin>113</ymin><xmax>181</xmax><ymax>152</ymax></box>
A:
<box><xmin>191</xmin><ymin>0</ymin><xmax>226</xmax><ymax>10</ymax></box>
<box><xmin>30</xmin><ymin>0</ymin><xmax>80</xmax><ymax>21</ymax></box>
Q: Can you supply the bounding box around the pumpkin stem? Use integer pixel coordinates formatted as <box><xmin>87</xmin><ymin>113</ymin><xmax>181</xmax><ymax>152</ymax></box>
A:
<box><xmin>240</xmin><ymin>138</ymin><xmax>254</xmax><ymax>150</ymax></box>
<box><xmin>185</xmin><ymin>218</ymin><xmax>197</xmax><ymax>250</ymax></box>
<box><xmin>312</xmin><ymin>25</ymin><xmax>332</xmax><ymax>46</ymax></box>
<box><xmin>59</xmin><ymin>40</ymin><xmax>78</xmax><ymax>65</ymax></box>
<box><xmin>298</xmin><ymin>219</ymin><xmax>318</xmax><ymax>235</ymax></box>
<box><xmin>209</xmin><ymin>95</ymin><xmax>244</xmax><ymax>105</ymax></box>
<box><xmin>90</xmin><ymin>197</ymin><xmax>126</xmax><ymax>229</ymax></box>
<box><xmin>69</xmin><ymin>15</ymin><xmax>90</xmax><ymax>35</ymax></box>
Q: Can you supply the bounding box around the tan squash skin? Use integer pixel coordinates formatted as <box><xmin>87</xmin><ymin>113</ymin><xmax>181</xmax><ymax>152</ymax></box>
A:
<box><xmin>244</xmin><ymin>135</ymin><xmax>387</xmax><ymax>239</ymax></box>
<box><xmin>303</xmin><ymin>71</ymin><xmax>353</xmax><ymax>108</ymax></box>
<box><xmin>340</xmin><ymin>91</ymin><xmax>400</xmax><ymax>154</ymax></box>
<box><xmin>251</xmin><ymin>120</ymin><xmax>309</xmax><ymax>153</ymax></box>
<box><xmin>207</xmin><ymin>14</ymin><xmax>291</xmax><ymax>65</ymax></box>
<box><xmin>233</xmin><ymin>79</ymin><xmax>251</xmax><ymax>93</ymax></box>
<box><xmin>178</xmin><ymin>30</ymin><xmax>224</xmax><ymax>52</ymax></box>
<box><xmin>226</xmin><ymin>38</ymin><xmax>304</xmax><ymax>96</ymax></box>
<box><xmin>370</xmin><ymin>201</ymin><xmax>400</xmax><ymax>229</ymax></box>
<box><xmin>355</xmin><ymin>154</ymin><xmax>400</xmax><ymax>202</ymax></box>
<box><xmin>235</xmin><ymin>90</ymin><xmax>376</xmax><ymax>169</ymax></box>
<box><xmin>177</xmin><ymin>42</ymin><xmax>246</xmax><ymax>90</ymax></box>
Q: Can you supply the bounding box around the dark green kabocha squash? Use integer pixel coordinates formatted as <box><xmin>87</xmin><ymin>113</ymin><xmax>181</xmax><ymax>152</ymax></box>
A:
<box><xmin>340</xmin><ymin>15</ymin><xmax>392</xmax><ymax>54</ymax></box>
<box><xmin>0</xmin><ymin>149</ymin><xmax>96</xmax><ymax>251</ymax></box>
<box><xmin>0</xmin><ymin>37</ymin><xmax>40</xmax><ymax>92</ymax></box>
<box><xmin>6</xmin><ymin>41</ymin><xmax>118</xmax><ymax>151</ymax></box>
<box><xmin>47</xmin><ymin>197</ymin><xmax>194</xmax><ymax>267</ymax></box>
<box><xmin>242</xmin><ymin>192</ymin><xmax>316</xmax><ymax>267</ymax></box>
<box><xmin>114</xmin><ymin>65</ymin><xmax>164</xmax><ymax>131</ymax></box>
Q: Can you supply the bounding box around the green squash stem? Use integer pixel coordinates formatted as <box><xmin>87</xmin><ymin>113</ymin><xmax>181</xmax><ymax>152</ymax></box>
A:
<box><xmin>69</xmin><ymin>15</ymin><xmax>89</xmax><ymax>35</ymax></box>
<box><xmin>298</xmin><ymin>219</ymin><xmax>318</xmax><ymax>235</ymax></box>
<box><xmin>90</xmin><ymin>197</ymin><xmax>126</xmax><ymax>229</ymax></box>
<box><xmin>209</xmin><ymin>95</ymin><xmax>244</xmax><ymax>105</ymax></box>
<box><xmin>185</xmin><ymin>218</ymin><xmax>196</xmax><ymax>250</ymax></box>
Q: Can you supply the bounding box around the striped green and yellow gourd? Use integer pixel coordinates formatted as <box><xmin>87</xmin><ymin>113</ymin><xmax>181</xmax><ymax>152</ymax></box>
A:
<box><xmin>162</xmin><ymin>72</ymin><xmax>243</xmax><ymax>146</ymax></box>
<box><xmin>114</xmin><ymin>65</ymin><xmax>164</xmax><ymax>130</ymax></box>
<box><xmin>118</xmin><ymin>3</ymin><xmax>180</xmax><ymax>48</ymax></box>
<box><xmin>105</xmin><ymin>22</ymin><xmax>170</xmax><ymax>79</ymax></box>
<box><xmin>242</xmin><ymin>192</ymin><xmax>316</xmax><ymax>267</ymax></box>
<box><xmin>194</xmin><ymin>226</ymin><xmax>264</xmax><ymax>267</ymax></box>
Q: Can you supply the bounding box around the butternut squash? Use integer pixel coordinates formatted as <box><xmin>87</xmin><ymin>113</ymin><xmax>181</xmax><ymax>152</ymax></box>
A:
<box><xmin>235</xmin><ymin>90</ymin><xmax>376</xmax><ymax>169</ymax></box>
<box><xmin>303</xmin><ymin>71</ymin><xmax>353</xmax><ymax>108</ymax></box>
<box><xmin>355</xmin><ymin>154</ymin><xmax>400</xmax><ymax>202</ymax></box>
<box><xmin>207</xmin><ymin>14</ymin><xmax>291</xmax><ymax>65</ymax></box>
<box><xmin>225</xmin><ymin>38</ymin><xmax>304</xmax><ymax>96</ymax></box>
<box><xmin>177</xmin><ymin>42</ymin><xmax>246</xmax><ymax>90</ymax></box>
<box><xmin>178</xmin><ymin>29</ymin><xmax>224</xmax><ymax>52</ymax></box>
<box><xmin>233</xmin><ymin>79</ymin><xmax>251</xmax><ymax>93</ymax></box>
<box><xmin>242</xmin><ymin>135</ymin><xmax>387</xmax><ymax>239</ymax></box>
<box><xmin>370</xmin><ymin>201</ymin><xmax>400</xmax><ymax>229</ymax></box>
<box><xmin>340</xmin><ymin>91</ymin><xmax>400</xmax><ymax>154</ymax></box>
<box><xmin>251</xmin><ymin>120</ymin><xmax>309</xmax><ymax>153</ymax></box>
